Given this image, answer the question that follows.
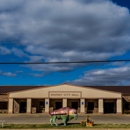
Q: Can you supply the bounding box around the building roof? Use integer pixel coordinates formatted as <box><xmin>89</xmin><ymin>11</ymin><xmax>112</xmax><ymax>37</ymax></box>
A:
<box><xmin>0</xmin><ymin>85</ymin><xmax>130</xmax><ymax>94</ymax></box>
<box><xmin>86</xmin><ymin>86</ymin><xmax>130</xmax><ymax>94</ymax></box>
<box><xmin>0</xmin><ymin>86</ymin><xmax>44</xmax><ymax>94</ymax></box>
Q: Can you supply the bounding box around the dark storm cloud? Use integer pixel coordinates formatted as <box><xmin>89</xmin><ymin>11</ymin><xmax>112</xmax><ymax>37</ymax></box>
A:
<box><xmin>0</xmin><ymin>0</ymin><xmax>25</xmax><ymax>12</ymax></box>
<box><xmin>0</xmin><ymin>0</ymin><xmax>130</xmax><ymax>72</ymax></box>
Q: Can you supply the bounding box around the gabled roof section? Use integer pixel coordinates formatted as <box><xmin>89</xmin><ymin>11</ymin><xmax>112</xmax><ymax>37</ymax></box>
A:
<box><xmin>85</xmin><ymin>86</ymin><xmax>130</xmax><ymax>94</ymax></box>
<box><xmin>59</xmin><ymin>83</ymin><xmax>121</xmax><ymax>94</ymax></box>
<box><xmin>0</xmin><ymin>86</ymin><xmax>45</xmax><ymax>94</ymax></box>
<box><xmin>0</xmin><ymin>84</ymin><xmax>130</xmax><ymax>94</ymax></box>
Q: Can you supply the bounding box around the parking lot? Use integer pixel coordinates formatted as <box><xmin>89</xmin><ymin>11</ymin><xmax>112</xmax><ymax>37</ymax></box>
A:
<box><xmin>0</xmin><ymin>114</ymin><xmax>130</xmax><ymax>124</ymax></box>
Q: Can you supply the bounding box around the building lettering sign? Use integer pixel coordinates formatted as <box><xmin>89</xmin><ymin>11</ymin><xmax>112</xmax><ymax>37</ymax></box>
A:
<box><xmin>49</xmin><ymin>91</ymin><xmax>81</xmax><ymax>98</ymax></box>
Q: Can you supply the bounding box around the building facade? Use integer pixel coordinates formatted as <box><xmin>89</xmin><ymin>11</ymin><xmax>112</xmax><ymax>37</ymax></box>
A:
<box><xmin>0</xmin><ymin>84</ymin><xmax>130</xmax><ymax>114</ymax></box>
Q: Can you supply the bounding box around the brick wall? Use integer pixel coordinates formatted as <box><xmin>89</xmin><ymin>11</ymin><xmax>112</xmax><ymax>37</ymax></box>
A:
<box><xmin>14</xmin><ymin>99</ymin><xmax>26</xmax><ymax>113</ymax></box>
<box><xmin>67</xmin><ymin>99</ymin><xmax>80</xmax><ymax>113</ymax></box>
<box><xmin>32</xmin><ymin>99</ymin><xmax>45</xmax><ymax>113</ymax></box>
<box><xmin>50</xmin><ymin>99</ymin><xmax>62</xmax><ymax>111</ymax></box>
<box><xmin>123</xmin><ymin>96</ymin><xmax>130</xmax><ymax>102</ymax></box>
<box><xmin>14</xmin><ymin>99</ymin><xmax>20</xmax><ymax>113</ymax></box>
<box><xmin>85</xmin><ymin>99</ymin><xmax>98</xmax><ymax>113</ymax></box>
<box><xmin>0</xmin><ymin>94</ymin><xmax>8</xmax><ymax>113</ymax></box>
<box><xmin>0</xmin><ymin>94</ymin><xmax>8</xmax><ymax>101</ymax></box>
<box><xmin>122</xmin><ymin>96</ymin><xmax>130</xmax><ymax>113</ymax></box>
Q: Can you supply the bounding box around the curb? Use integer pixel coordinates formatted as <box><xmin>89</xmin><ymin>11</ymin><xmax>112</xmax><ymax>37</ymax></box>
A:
<box><xmin>0</xmin><ymin>128</ymin><xmax>129</xmax><ymax>130</ymax></box>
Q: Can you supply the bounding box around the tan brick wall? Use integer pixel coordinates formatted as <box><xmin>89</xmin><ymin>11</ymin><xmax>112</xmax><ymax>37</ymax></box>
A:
<box><xmin>32</xmin><ymin>99</ymin><xmax>45</xmax><ymax>113</ymax></box>
<box><xmin>67</xmin><ymin>99</ymin><xmax>80</xmax><ymax>113</ymax></box>
<box><xmin>50</xmin><ymin>99</ymin><xmax>62</xmax><ymax>111</ymax></box>
<box><xmin>104</xmin><ymin>99</ymin><xmax>116</xmax><ymax>113</ymax></box>
<box><xmin>123</xmin><ymin>96</ymin><xmax>130</xmax><ymax>102</ymax></box>
<box><xmin>0</xmin><ymin>94</ymin><xmax>8</xmax><ymax>101</ymax></box>
<box><xmin>104</xmin><ymin>99</ymin><xmax>116</xmax><ymax>102</ymax></box>
<box><xmin>14</xmin><ymin>99</ymin><xmax>20</xmax><ymax>113</ymax></box>
<box><xmin>14</xmin><ymin>99</ymin><xmax>26</xmax><ymax>113</ymax></box>
<box><xmin>0</xmin><ymin>94</ymin><xmax>8</xmax><ymax>113</ymax></box>
<box><xmin>85</xmin><ymin>99</ymin><xmax>98</xmax><ymax>113</ymax></box>
<box><xmin>122</xmin><ymin>96</ymin><xmax>130</xmax><ymax>113</ymax></box>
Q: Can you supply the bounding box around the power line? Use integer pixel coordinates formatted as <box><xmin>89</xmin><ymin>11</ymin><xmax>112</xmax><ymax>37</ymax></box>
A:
<box><xmin>0</xmin><ymin>59</ymin><xmax>130</xmax><ymax>64</ymax></box>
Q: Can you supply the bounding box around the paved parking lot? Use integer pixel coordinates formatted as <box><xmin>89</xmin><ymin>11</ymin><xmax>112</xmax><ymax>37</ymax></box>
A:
<box><xmin>0</xmin><ymin>114</ymin><xmax>130</xmax><ymax>124</ymax></box>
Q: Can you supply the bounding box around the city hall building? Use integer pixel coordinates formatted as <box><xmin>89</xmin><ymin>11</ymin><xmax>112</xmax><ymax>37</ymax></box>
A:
<box><xmin>0</xmin><ymin>83</ymin><xmax>130</xmax><ymax>114</ymax></box>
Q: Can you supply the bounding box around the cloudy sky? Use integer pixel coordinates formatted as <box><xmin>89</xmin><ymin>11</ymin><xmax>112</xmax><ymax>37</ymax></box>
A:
<box><xmin>0</xmin><ymin>0</ymin><xmax>130</xmax><ymax>86</ymax></box>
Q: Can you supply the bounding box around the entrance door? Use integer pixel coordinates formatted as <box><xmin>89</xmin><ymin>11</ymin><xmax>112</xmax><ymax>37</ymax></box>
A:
<box><xmin>20</xmin><ymin>102</ymin><xmax>26</xmax><ymax>113</ymax></box>
<box><xmin>87</xmin><ymin>102</ymin><xmax>94</xmax><ymax>113</ymax></box>
<box><xmin>55</xmin><ymin>102</ymin><xmax>62</xmax><ymax>109</ymax></box>
<box><xmin>72</xmin><ymin>102</ymin><xmax>78</xmax><ymax>109</ymax></box>
<box><xmin>104</xmin><ymin>102</ymin><xmax>115</xmax><ymax>113</ymax></box>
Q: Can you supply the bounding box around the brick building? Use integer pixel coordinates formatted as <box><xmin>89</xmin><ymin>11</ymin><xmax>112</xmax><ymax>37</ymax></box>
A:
<box><xmin>0</xmin><ymin>84</ymin><xmax>130</xmax><ymax>114</ymax></box>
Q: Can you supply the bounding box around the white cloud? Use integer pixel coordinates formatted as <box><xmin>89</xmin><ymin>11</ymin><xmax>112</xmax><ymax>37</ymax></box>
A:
<box><xmin>3</xmin><ymin>72</ymin><xmax>17</xmax><ymax>77</ymax></box>
<box><xmin>25</xmin><ymin>64</ymin><xmax>73</xmax><ymax>72</ymax></box>
<box><xmin>0</xmin><ymin>0</ymin><xmax>130</xmax><ymax>72</ymax></box>
<box><xmin>29</xmin><ymin>73</ymin><xmax>45</xmax><ymax>77</ymax></box>
<box><xmin>72</xmin><ymin>65</ymin><xmax>130</xmax><ymax>86</ymax></box>
<box><xmin>0</xmin><ymin>70</ymin><xmax>17</xmax><ymax>77</ymax></box>
<box><xmin>11</xmin><ymin>48</ymin><xmax>28</xmax><ymax>58</ymax></box>
<box><xmin>16</xmin><ymin>70</ymin><xmax>23</xmax><ymax>73</ymax></box>
<box><xmin>28</xmin><ymin>55</ymin><xmax>43</xmax><ymax>62</ymax></box>
<box><xmin>0</xmin><ymin>70</ymin><xmax>2</xmax><ymax>74</ymax></box>
<box><xmin>0</xmin><ymin>46</ymin><xmax>11</xmax><ymax>55</ymax></box>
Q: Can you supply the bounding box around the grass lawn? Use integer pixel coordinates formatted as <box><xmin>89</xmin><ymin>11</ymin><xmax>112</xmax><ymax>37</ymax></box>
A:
<box><xmin>1</xmin><ymin>124</ymin><xmax>130</xmax><ymax>129</ymax></box>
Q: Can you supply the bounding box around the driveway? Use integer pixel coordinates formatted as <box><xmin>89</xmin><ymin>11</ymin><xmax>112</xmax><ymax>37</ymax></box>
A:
<box><xmin>0</xmin><ymin>114</ymin><xmax>130</xmax><ymax>124</ymax></box>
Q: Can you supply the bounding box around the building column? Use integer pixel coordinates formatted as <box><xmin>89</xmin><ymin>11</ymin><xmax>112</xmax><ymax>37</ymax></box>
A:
<box><xmin>98</xmin><ymin>98</ymin><xmax>103</xmax><ymax>114</ymax></box>
<box><xmin>117</xmin><ymin>98</ymin><xmax>122</xmax><ymax>114</ymax></box>
<box><xmin>45</xmin><ymin>98</ymin><xmax>49</xmax><ymax>113</ymax></box>
<box><xmin>27</xmin><ymin>98</ymin><xmax>31</xmax><ymax>114</ymax></box>
<box><xmin>63</xmin><ymin>99</ymin><xmax>67</xmax><ymax>107</ymax></box>
<box><xmin>8</xmin><ymin>98</ymin><xmax>13</xmax><ymax>114</ymax></box>
<box><xmin>80</xmin><ymin>99</ymin><xmax>85</xmax><ymax>113</ymax></box>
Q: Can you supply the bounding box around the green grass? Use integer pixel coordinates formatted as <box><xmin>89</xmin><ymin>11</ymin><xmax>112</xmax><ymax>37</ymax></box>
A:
<box><xmin>1</xmin><ymin>123</ymin><xmax>130</xmax><ymax>129</ymax></box>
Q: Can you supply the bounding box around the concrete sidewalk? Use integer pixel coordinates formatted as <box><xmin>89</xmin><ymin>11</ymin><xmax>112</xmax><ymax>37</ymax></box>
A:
<box><xmin>0</xmin><ymin>128</ymin><xmax>129</xmax><ymax>130</ymax></box>
<box><xmin>0</xmin><ymin>114</ymin><xmax>130</xmax><ymax>124</ymax></box>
